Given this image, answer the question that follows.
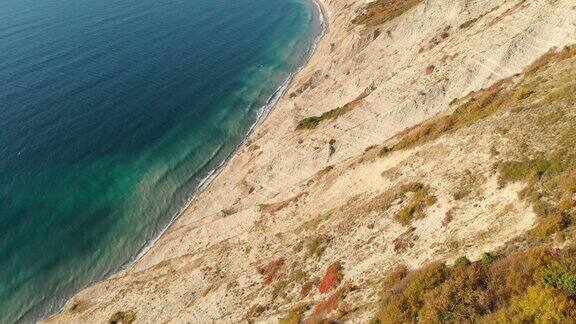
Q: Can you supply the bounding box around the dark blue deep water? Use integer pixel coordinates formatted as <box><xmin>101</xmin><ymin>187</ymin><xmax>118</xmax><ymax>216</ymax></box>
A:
<box><xmin>0</xmin><ymin>0</ymin><xmax>320</xmax><ymax>321</ymax></box>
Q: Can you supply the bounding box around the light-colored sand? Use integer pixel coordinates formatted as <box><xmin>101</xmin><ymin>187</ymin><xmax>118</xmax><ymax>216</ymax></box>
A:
<box><xmin>46</xmin><ymin>0</ymin><xmax>576</xmax><ymax>322</ymax></box>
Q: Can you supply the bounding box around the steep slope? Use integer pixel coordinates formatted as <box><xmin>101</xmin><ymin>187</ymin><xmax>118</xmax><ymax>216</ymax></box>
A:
<box><xmin>373</xmin><ymin>44</ymin><xmax>576</xmax><ymax>323</ymax></box>
<box><xmin>47</xmin><ymin>0</ymin><xmax>576</xmax><ymax>323</ymax></box>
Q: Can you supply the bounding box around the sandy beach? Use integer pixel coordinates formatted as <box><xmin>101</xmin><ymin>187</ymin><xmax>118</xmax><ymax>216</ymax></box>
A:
<box><xmin>47</xmin><ymin>0</ymin><xmax>576</xmax><ymax>322</ymax></box>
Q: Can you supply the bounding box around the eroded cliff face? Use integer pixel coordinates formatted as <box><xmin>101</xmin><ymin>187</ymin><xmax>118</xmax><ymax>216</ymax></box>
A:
<box><xmin>47</xmin><ymin>0</ymin><xmax>576</xmax><ymax>323</ymax></box>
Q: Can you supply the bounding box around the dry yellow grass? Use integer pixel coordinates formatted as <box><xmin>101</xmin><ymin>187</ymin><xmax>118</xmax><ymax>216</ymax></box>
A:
<box><xmin>352</xmin><ymin>0</ymin><xmax>422</xmax><ymax>27</ymax></box>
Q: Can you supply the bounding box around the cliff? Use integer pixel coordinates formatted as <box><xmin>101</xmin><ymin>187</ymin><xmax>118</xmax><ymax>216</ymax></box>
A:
<box><xmin>47</xmin><ymin>0</ymin><xmax>576</xmax><ymax>322</ymax></box>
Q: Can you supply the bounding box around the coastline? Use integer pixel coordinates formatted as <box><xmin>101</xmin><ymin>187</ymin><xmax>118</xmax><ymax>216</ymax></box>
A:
<box><xmin>131</xmin><ymin>0</ymin><xmax>329</xmax><ymax>276</ymax></box>
<box><xmin>43</xmin><ymin>0</ymin><xmax>329</xmax><ymax>321</ymax></box>
<box><xmin>46</xmin><ymin>0</ymin><xmax>576</xmax><ymax>322</ymax></box>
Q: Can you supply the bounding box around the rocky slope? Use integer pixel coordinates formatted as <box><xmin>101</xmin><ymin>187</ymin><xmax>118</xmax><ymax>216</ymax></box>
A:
<box><xmin>47</xmin><ymin>0</ymin><xmax>576</xmax><ymax>322</ymax></box>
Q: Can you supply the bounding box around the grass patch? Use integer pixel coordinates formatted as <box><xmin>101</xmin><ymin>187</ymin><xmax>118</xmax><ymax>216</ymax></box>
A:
<box><xmin>382</xmin><ymin>264</ymin><xmax>408</xmax><ymax>289</ymax></box>
<box><xmin>69</xmin><ymin>301</ymin><xmax>89</xmax><ymax>314</ymax></box>
<box><xmin>362</xmin><ymin>182</ymin><xmax>436</xmax><ymax>227</ymax></box>
<box><xmin>394</xmin><ymin>183</ymin><xmax>437</xmax><ymax>226</ymax></box>
<box><xmin>290</xmin><ymin>264</ymin><xmax>308</xmax><ymax>283</ymax></box>
<box><xmin>109</xmin><ymin>310</ymin><xmax>136</xmax><ymax>324</ymax></box>
<box><xmin>381</xmin><ymin>45</ymin><xmax>576</xmax><ymax>154</ymax></box>
<box><xmin>458</xmin><ymin>5</ymin><xmax>500</xmax><ymax>29</ymax></box>
<box><xmin>371</xmin><ymin>45</ymin><xmax>576</xmax><ymax>321</ymax></box>
<box><xmin>497</xmin><ymin>145</ymin><xmax>576</xmax><ymax>239</ymax></box>
<box><xmin>272</xmin><ymin>279</ymin><xmax>289</xmax><ymax>300</ymax></box>
<box><xmin>301</xmin><ymin>280</ymin><xmax>314</xmax><ymax>299</ymax></box>
<box><xmin>374</xmin><ymin>247</ymin><xmax>576</xmax><ymax>323</ymax></box>
<box><xmin>296</xmin><ymin>86</ymin><xmax>374</xmax><ymax>130</ymax></box>
<box><xmin>379</xmin><ymin>145</ymin><xmax>391</xmax><ymax>157</ymax></box>
<box><xmin>279</xmin><ymin>303</ymin><xmax>311</xmax><ymax>324</ymax></box>
<box><xmin>306</xmin><ymin>235</ymin><xmax>329</xmax><ymax>259</ymax></box>
<box><xmin>352</xmin><ymin>0</ymin><xmax>422</xmax><ymax>27</ymax></box>
<box><xmin>459</xmin><ymin>17</ymin><xmax>479</xmax><ymax>29</ymax></box>
<box><xmin>394</xmin><ymin>78</ymin><xmax>509</xmax><ymax>151</ymax></box>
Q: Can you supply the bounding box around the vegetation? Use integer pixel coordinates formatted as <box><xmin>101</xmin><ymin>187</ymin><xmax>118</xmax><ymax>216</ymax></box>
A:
<box><xmin>494</xmin><ymin>48</ymin><xmax>576</xmax><ymax>236</ymax></box>
<box><xmin>352</xmin><ymin>0</ymin><xmax>422</xmax><ymax>27</ymax></box>
<box><xmin>306</xmin><ymin>235</ymin><xmax>329</xmax><ymax>259</ymax></box>
<box><xmin>498</xmin><ymin>150</ymin><xmax>576</xmax><ymax>239</ymax></box>
<box><xmin>379</xmin><ymin>146</ymin><xmax>391</xmax><ymax>156</ymax></box>
<box><xmin>374</xmin><ymin>247</ymin><xmax>576</xmax><ymax>323</ymax></box>
<box><xmin>279</xmin><ymin>304</ymin><xmax>311</xmax><ymax>324</ymax></box>
<box><xmin>290</xmin><ymin>264</ymin><xmax>308</xmax><ymax>283</ymax></box>
<box><xmin>360</xmin><ymin>182</ymin><xmax>437</xmax><ymax>227</ymax></box>
<box><xmin>300</xmin><ymin>280</ymin><xmax>314</xmax><ymax>298</ymax></box>
<box><xmin>381</xmin><ymin>45</ymin><xmax>576</xmax><ymax>154</ymax></box>
<box><xmin>392</xmin><ymin>78</ymin><xmax>509</xmax><ymax>152</ymax></box>
<box><xmin>381</xmin><ymin>264</ymin><xmax>408</xmax><ymax>288</ymax></box>
<box><xmin>69</xmin><ymin>301</ymin><xmax>88</xmax><ymax>314</ymax></box>
<box><xmin>109</xmin><ymin>310</ymin><xmax>135</xmax><ymax>324</ymax></box>
<box><xmin>370</xmin><ymin>45</ymin><xmax>576</xmax><ymax>323</ymax></box>
<box><xmin>377</xmin><ymin>261</ymin><xmax>447</xmax><ymax>323</ymax></box>
<box><xmin>393</xmin><ymin>226</ymin><xmax>417</xmax><ymax>253</ymax></box>
<box><xmin>393</xmin><ymin>183</ymin><xmax>436</xmax><ymax>226</ymax></box>
<box><xmin>272</xmin><ymin>279</ymin><xmax>289</xmax><ymax>300</ymax></box>
<box><xmin>244</xmin><ymin>304</ymin><xmax>266</xmax><ymax>320</ymax></box>
<box><xmin>296</xmin><ymin>86</ymin><xmax>374</xmax><ymax>130</ymax></box>
<box><xmin>281</xmin><ymin>42</ymin><xmax>576</xmax><ymax>324</ymax></box>
<box><xmin>318</xmin><ymin>261</ymin><xmax>342</xmax><ymax>293</ymax></box>
<box><xmin>452</xmin><ymin>188</ymin><xmax>470</xmax><ymax>200</ymax></box>
<box><xmin>459</xmin><ymin>17</ymin><xmax>479</xmax><ymax>29</ymax></box>
<box><xmin>309</xmin><ymin>284</ymin><xmax>351</xmax><ymax>322</ymax></box>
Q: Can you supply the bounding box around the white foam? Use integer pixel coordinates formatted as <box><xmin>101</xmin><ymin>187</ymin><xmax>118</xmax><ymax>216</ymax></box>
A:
<box><xmin>130</xmin><ymin>0</ymin><xmax>328</xmax><ymax>266</ymax></box>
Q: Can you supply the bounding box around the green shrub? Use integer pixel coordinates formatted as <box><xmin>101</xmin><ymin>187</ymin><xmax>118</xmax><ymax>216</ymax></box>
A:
<box><xmin>296</xmin><ymin>86</ymin><xmax>374</xmax><ymax>130</ymax></box>
<box><xmin>379</xmin><ymin>146</ymin><xmax>391</xmax><ymax>156</ymax></box>
<box><xmin>498</xmin><ymin>158</ymin><xmax>551</xmax><ymax>184</ymax></box>
<box><xmin>486</xmin><ymin>284</ymin><xmax>576</xmax><ymax>322</ymax></box>
<box><xmin>459</xmin><ymin>17</ymin><xmax>479</xmax><ymax>29</ymax></box>
<box><xmin>482</xmin><ymin>252</ymin><xmax>495</xmax><ymax>264</ymax></box>
<box><xmin>454</xmin><ymin>256</ymin><xmax>471</xmax><ymax>267</ymax></box>
<box><xmin>377</xmin><ymin>262</ymin><xmax>447</xmax><ymax>323</ymax></box>
<box><xmin>383</xmin><ymin>46</ymin><xmax>576</xmax><ymax>155</ymax></box>
<box><xmin>296</xmin><ymin>116</ymin><xmax>321</xmax><ymax>130</ymax></box>
<box><xmin>376</xmin><ymin>247</ymin><xmax>576</xmax><ymax>322</ymax></box>
<box><xmin>279</xmin><ymin>304</ymin><xmax>310</xmax><ymax>324</ymax></box>
<box><xmin>393</xmin><ymin>184</ymin><xmax>436</xmax><ymax>226</ymax></box>
<box><xmin>109</xmin><ymin>310</ymin><xmax>136</xmax><ymax>324</ymax></box>
<box><xmin>530</xmin><ymin>213</ymin><xmax>570</xmax><ymax>238</ymax></box>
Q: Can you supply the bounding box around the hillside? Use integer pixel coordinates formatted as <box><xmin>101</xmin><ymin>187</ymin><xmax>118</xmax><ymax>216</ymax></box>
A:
<box><xmin>47</xmin><ymin>0</ymin><xmax>576</xmax><ymax>323</ymax></box>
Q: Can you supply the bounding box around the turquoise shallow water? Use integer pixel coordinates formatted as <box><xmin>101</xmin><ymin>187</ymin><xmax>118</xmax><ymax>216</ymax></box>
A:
<box><xmin>0</xmin><ymin>0</ymin><xmax>320</xmax><ymax>321</ymax></box>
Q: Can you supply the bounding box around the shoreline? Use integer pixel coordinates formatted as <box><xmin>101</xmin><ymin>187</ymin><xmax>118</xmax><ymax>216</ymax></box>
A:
<box><xmin>132</xmin><ymin>0</ymin><xmax>329</xmax><ymax>266</ymax></box>
<box><xmin>132</xmin><ymin>0</ymin><xmax>328</xmax><ymax>270</ymax></box>
<box><xmin>43</xmin><ymin>0</ymin><xmax>329</xmax><ymax>321</ymax></box>
<box><xmin>45</xmin><ymin>0</ymin><xmax>576</xmax><ymax>322</ymax></box>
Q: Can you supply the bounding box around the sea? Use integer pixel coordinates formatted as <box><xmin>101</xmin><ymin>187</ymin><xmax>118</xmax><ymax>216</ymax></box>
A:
<box><xmin>0</xmin><ymin>0</ymin><xmax>321</xmax><ymax>321</ymax></box>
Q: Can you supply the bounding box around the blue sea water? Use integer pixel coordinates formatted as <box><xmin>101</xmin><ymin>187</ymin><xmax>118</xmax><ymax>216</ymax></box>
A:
<box><xmin>0</xmin><ymin>0</ymin><xmax>321</xmax><ymax>321</ymax></box>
